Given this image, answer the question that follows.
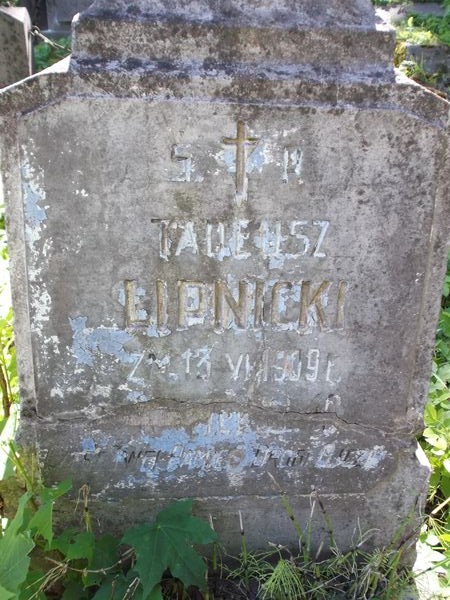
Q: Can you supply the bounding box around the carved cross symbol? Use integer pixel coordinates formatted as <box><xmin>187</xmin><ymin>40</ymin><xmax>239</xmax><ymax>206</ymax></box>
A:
<box><xmin>222</xmin><ymin>120</ymin><xmax>259</xmax><ymax>205</ymax></box>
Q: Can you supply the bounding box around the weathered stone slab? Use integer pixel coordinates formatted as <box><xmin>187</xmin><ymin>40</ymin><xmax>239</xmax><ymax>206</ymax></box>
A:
<box><xmin>45</xmin><ymin>0</ymin><xmax>92</xmax><ymax>33</ymax></box>
<box><xmin>1</xmin><ymin>0</ymin><xmax>449</xmax><ymax>552</ymax></box>
<box><xmin>0</xmin><ymin>7</ymin><xmax>32</xmax><ymax>88</ymax></box>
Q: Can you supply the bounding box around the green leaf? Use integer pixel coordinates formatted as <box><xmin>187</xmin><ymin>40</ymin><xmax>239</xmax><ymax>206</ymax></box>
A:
<box><xmin>425</xmin><ymin>403</ymin><xmax>438</xmax><ymax>423</ymax></box>
<box><xmin>148</xmin><ymin>586</ymin><xmax>163</xmax><ymax>600</ymax></box>
<box><xmin>91</xmin><ymin>572</ymin><xmax>143</xmax><ymax>600</ymax></box>
<box><xmin>0</xmin><ymin>583</ymin><xmax>15</xmax><ymax>600</ymax></box>
<box><xmin>441</xmin><ymin>311</ymin><xmax>450</xmax><ymax>338</ymax></box>
<box><xmin>18</xmin><ymin>570</ymin><xmax>47</xmax><ymax>600</ymax></box>
<box><xmin>52</xmin><ymin>530</ymin><xmax>95</xmax><ymax>563</ymax></box>
<box><xmin>121</xmin><ymin>500</ymin><xmax>217</xmax><ymax>598</ymax></box>
<box><xmin>28</xmin><ymin>479</ymin><xmax>71</xmax><ymax>546</ymax></box>
<box><xmin>423</xmin><ymin>428</ymin><xmax>448</xmax><ymax>451</ymax></box>
<box><xmin>437</xmin><ymin>364</ymin><xmax>450</xmax><ymax>382</ymax></box>
<box><xmin>66</xmin><ymin>531</ymin><xmax>95</xmax><ymax>562</ymax></box>
<box><xmin>4</xmin><ymin>491</ymin><xmax>32</xmax><ymax>536</ymax></box>
<box><xmin>61</xmin><ymin>580</ymin><xmax>90</xmax><ymax>600</ymax></box>
<box><xmin>441</xmin><ymin>475</ymin><xmax>450</xmax><ymax>499</ymax></box>
<box><xmin>0</xmin><ymin>532</ymin><xmax>34</xmax><ymax>596</ymax></box>
<box><xmin>83</xmin><ymin>534</ymin><xmax>119</xmax><ymax>587</ymax></box>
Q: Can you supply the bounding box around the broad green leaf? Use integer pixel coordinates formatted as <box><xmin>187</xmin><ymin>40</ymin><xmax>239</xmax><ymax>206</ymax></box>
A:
<box><xmin>0</xmin><ymin>583</ymin><xmax>15</xmax><ymax>600</ymax></box>
<box><xmin>65</xmin><ymin>531</ymin><xmax>95</xmax><ymax>562</ymax></box>
<box><xmin>91</xmin><ymin>572</ymin><xmax>143</xmax><ymax>600</ymax></box>
<box><xmin>441</xmin><ymin>311</ymin><xmax>450</xmax><ymax>338</ymax></box>
<box><xmin>61</xmin><ymin>580</ymin><xmax>90</xmax><ymax>600</ymax></box>
<box><xmin>0</xmin><ymin>532</ymin><xmax>34</xmax><ymax>596</ymax></box>
<box><xmin>4</xmin><ymin>491</ymin><xmax>32</xmax><ymax>536</ymax></box>
<box><xmin>423</xmin><ymin>429</ymin><xmax>448</xmax><ymax>451</ymax></box>
<box><xmin>148</xmin><ymin>585</ymin><xmax>163</xmax><ymax>600</ymax></box>
<box><xmin>121</xmin><ymin>500</ymin><xmax>217</xmax><ymax>598</ymax></box>
<box><xmin>431</xmin><ymin>448</ymin><xmax>445</xmax><ymax>456</ymax></box>
<box><xmin>18</xmin><ymin>569</ymin><xmax>47</xmax><ymax>600</ymax></box>
<box><xmin>51</xmin><ymin>528</ymin><xmax>79</xmax><ymax>554</ymax></box>
<box><xmin>438</xmin><ymin>364</ymin><xmax>450</xmax><ymax>382</ymax></box>
<box><xmin>437</xmin><ymin>339</ymin><xmax>450</xmax><ymax>363</ymax></box>
<box><xmin>426</xmin><ymin>403</ymin><xmax>438</xmax><ymax>421</ymax></box>
<box><xmin>155</xmin><ymin>499</ymin><xmax>218</xmax><ymax>545</ymax></box>
<box><xmin>28</xmin><ymin>479</ymin><xmax>71</xmax><ymax>545</ymax></box>
<box><xmin>52</xmin><ymin>529</ymin><xmax>95</xmax><ymax>562</ymax></box>
<box><xmin>83</xmin><ymin>534</ymin><xmax>119</xmax><ymax>587</ymax></box>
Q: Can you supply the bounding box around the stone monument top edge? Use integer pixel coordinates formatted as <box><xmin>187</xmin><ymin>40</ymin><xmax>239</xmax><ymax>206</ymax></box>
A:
<box><xmin>77</xmin><ymin>0</ymin><xmax>377</xmax><ymax>30</ymax></box>
<box><xmin>71</xmin><ymin>0</ymin><xmax>394</xmax><ymax>76</ymax></box>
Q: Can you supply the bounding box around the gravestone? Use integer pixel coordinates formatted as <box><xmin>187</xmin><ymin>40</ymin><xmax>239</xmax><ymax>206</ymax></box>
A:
<box><xmin>0</xmin><ymin>7</ymin><xmax>32</xmax><ymax>88</ymax></box>
<box><xmin>44</xmin><ymin>0</ymin><xmax>92</xmax><ymax>34</ymax></box>
<box><xmin>1</xmin><ymin>0</ymin><xmax>449</xmax><ymax>552</ymax></box>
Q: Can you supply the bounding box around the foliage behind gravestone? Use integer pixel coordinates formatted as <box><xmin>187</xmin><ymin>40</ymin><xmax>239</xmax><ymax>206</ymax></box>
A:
<box><xmin>419</xmin><ymin>257</ymin><xmax>450</xmax><ymax>589</ymax></box>
<box><xmin>33</xmin><ymin>36</ymin><xmax>70</xmax><ymax>72</ymax></box>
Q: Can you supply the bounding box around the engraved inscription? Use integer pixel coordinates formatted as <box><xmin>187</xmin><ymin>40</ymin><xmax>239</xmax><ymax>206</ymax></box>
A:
<box><xmin>122</xmin><ymin>278</ymin><xmax>347</xmax><ymax>334</ymax></box>
<box><xmin>155</xmin><ymin>219</ymin><xmax>330</xmax><ymax>262</ymax></box>
<box><xmin>222</xmin><ymin>120</ymin><xmax>260</xmax><ymax>205</ymax></box>
<box><xmin>170</xmin><ymin>144</ymin><xmax>204</xmax><ymax>183</ymax></box>
<box><xmin>282</xmin><ymin>147</ymin><xmax>304</xmax><ymax>184</ymax></box>
<box><xmin>171</xmin><ymin>144</ymin><xmax>192</xmax><ymax>182</ymax></box>
<box><xmin>126</xmin><ymin>346</ymin><xmax>340</xmax><ymax>390</ymax></box>
<box><xmin>102</xmin><ymin>442</ymin><xmax>383</xmax><ymax>473</ymax></box>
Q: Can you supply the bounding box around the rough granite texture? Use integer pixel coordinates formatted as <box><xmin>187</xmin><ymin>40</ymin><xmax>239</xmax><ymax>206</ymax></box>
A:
<box><xmin>0</xmin><ymin>0</ymin><xmax>449</xmax><ymax>552</ymax></box>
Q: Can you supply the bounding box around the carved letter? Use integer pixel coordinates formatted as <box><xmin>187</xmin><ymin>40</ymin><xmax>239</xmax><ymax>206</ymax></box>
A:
<box><xmin>156</xmin><ymin>280</ymin><xmax>168</xmax><ymax>331</ymax></box>
<box><xmin>312</xmin><ymin>220</ymin><xmax>329</xmax><ymax>257</ymax></box>
<box><xmin>335</xmin><ymin>281</ymin><xmax>348</xmax><ymax>329</ymax></box>
<box><xmin>254</xmin><ymin>279</ymin><xmax>265</xmax><ymax>328</ymax></box>
<box><xmin>299</xmin><ymin>281</ymin><xmax>331</xmax><ymax>329</ymax></box>
<box><xmin>271</xmin><ymin>281</ymin><xmax>293</xmax><ymax>325</ymax></box>
<box><xmin>175</xmin><ymin>222</ymin><xmax>199</xmax><ymax>256</ymax></box>
<box><xmin>178</xmin><ymin>281</ymin><xmax>207</xmax><ymax>328</ymax></box>
<box><xmin>282</xmin><ymin>147</ymin><xmax>303</xmax><ymax>184</ymax></box>
<box><xmin>124</xmin><ymin>280</ymin><xmax>147</xmax><ymax>327</ymax></box>
<box><xmin>215</xmin><ymin>280</ymin><xmax>249</xmax><ymax>329</ymax></box>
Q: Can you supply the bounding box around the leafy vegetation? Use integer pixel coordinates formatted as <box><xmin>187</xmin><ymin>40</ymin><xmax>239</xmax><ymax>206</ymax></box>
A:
<box><xmin>0</xmin><ymin>474</ymin><xmax>217</xmax><ymax>599</ymax></box>
<box><xmin>396</xmin><ymin>14</ymin><xmax>450</xmax><ymax>46</ymax></box>
<box><xmin>33</xmin><ymin>37</ymin><xmax>71</xmax><ymax>73</ymax></box>
<box><xmin>0</xmin><ymin>207</ymin><xmax>17</xmax><ymax>422</ymax></box>
<box><xmin>372</xmin><ymin>0</ymin><xmax>450</xmax><ymax>11</ymax></box>
<box><xmin>0</xmin><ymin>459</ymin><xmax>419</xmax><ymax>600</ymax></box>
<box><xmin>384</xmin><ymin>2</ymin><xmax>450</xmax><ymax>98</ymax></box>
<box><xmin>418</xmin><ymin>257</ymin><xmax>450</xmax><ymax>591</ymax></box>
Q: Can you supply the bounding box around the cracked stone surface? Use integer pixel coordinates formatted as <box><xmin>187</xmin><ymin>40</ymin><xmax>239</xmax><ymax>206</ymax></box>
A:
<box><xmin>0</xmin><ymin>0</ymin><xmax>449</xmax><ymax>552</ymax></box>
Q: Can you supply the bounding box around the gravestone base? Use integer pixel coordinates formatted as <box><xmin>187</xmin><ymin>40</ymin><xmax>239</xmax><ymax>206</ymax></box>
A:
<box><xmin>44</xmin><ymin>424</ymin><xmax>428</xmax><ymax>557</ymax></box>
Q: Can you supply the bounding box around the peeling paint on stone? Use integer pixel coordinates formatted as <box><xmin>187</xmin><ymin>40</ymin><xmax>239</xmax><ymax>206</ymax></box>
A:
<box><xmin>21</xmin><ymin>146</ymin><xmax>47</xmax><ymax>232</ymax></box>
<box><xmin>70</xmin><ymin>316</ymin><xmax>135</xmax><ymax>366</ymax></box>
<box><xmin>139</xmin><ymin>412</ymin><xmax>258</xmax><ymax>479</ymax></box>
